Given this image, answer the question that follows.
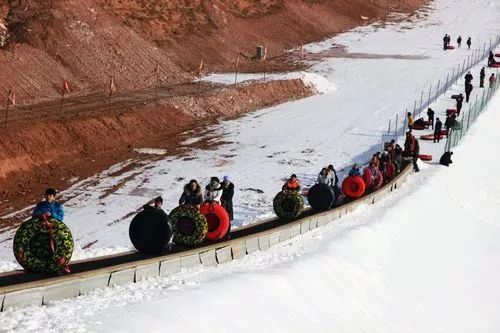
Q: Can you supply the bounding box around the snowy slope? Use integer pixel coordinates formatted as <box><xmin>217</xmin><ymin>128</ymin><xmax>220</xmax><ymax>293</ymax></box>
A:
<box><xmin>2</xmin><ymin>78</ymin><xmax>499</xmax><ymax>333</ymax></box>
<box><xmin>0</xmin><ymin>0</ymin><xmax>499</xmax><ymax>265</ymax></box>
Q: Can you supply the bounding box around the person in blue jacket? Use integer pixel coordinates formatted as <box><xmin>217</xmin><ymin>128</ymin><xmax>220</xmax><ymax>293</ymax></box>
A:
<box><xmin>348</xmin><ymin>164</ymin><xmax>362</xmax><ymax>177</ymax></box>
<box><xmin>32</xmin><ymin>188</ymin><xmax>64</xmax><ymax>221</ymax></box>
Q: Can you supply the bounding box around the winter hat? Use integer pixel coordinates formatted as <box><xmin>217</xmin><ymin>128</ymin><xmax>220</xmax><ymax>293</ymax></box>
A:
<box><xmin>223</xmin><ymin>176</ymin><xmax>230</xmax><ymax>182</ymax></box>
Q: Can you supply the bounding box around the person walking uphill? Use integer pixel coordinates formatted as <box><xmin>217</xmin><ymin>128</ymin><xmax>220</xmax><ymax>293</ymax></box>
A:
<box><xmin>32</xmin><ymin>188</ymin><xmax>64</xmax><ymax>221</ymax></box>
<box><xmin>464</xmin><ymin>71</ymin><xmax>473</xmax><ymax>85</ymax></box>
<box><xmin>283</xmin><ymin>174</ymin><xmax>301</xmax><ymax>192</ymax></box>
<box><xmin>434</xmin><ymin>117</ymin><xmax>443</xmax><ymax>143</ymax></box>
<box><xmin>220</xmin><ymin>176</ymin><xmax>234</xmax><ymax>221</ymax></box>
<box><xmin>456</xmin><ymin>93</ymin><xmax>464</xmax><ymax>115</ymax></box>
<box><xmin>457</xmin><ymin>36</ymin><xmax>462</xmax><ymax>47</ymax></box>
<box><xmin>480</xmin><ymin>67</ymin><xmax>486</xmax><ymax>88</ymax></box>
<box><xmin>427</xmin><ymin>108</ymin><xmax>435</xmax><ymax>129</ymax></box>
<box><xmin>490</xmin><ymin>73</ymin><xmax>497</xmax><ymax>88</ymax></box>
<box><xmin>179</xmin><ymin>179</ymin><xmax>203</xmax><ymax>207</ymax></box>
<box><xmin>205</xmin><ymin>177</ymin><xmax>223</xmax><ymax>203</ymax></box>
<box><xmin>466</xmin><ymin>37</ymin><xmax>471</xmax><ymax>49</ymax></box>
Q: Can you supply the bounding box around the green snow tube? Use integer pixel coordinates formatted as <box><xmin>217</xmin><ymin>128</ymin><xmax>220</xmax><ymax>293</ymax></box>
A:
<box><xmin>13</xmin><ymin>217</ymin><xmax>73</xmax><ymax>274</ymax></box>
<box><xmin>273</xmin><ymin>191</ymin><xmax>304</xmax><ymax>220</ymax></box>
<box><xmin>169</xmin><ymin>205</ymin><xmax>208</xmax><ymax>247</ymax></box>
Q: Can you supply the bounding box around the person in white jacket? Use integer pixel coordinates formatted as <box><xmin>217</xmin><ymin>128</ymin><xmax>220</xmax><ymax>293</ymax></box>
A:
<box><xmin>316</xmin><ymin>168</ymin><xmax>331</xmax><ymax>185</ymax></box>
<box><xmin>204</xmin><ymin>177</ymin><xmax>223</xmax><ymax>203</ymax></box>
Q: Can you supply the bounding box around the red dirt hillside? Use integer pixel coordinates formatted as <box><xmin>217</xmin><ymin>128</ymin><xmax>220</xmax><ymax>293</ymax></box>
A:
<box><xmin>0</xmin><ymin>0</ymin><xmax>425</xmax><ymax>104</ymax></box>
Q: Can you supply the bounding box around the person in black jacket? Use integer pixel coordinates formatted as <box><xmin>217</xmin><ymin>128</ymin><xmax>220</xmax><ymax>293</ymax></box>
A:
<box><xmin>143</xmin><ymin>196</ymin><xmax>165</xmax><ymax>212</ymax></box>
<box><xmin>464</xmin><ymin>71</ymin><xmax>473</xmax><ymax>85</ymax></box>
<box><xmin>488</xmin><ymin>51</ymin><xmax>496</xmax><ymax>67</ymax></box>
<box><xmin>427</xmin><ymin>108</ymin><xmax>435</xmax><ymax>129</ymax></box>
<box><xmin>457</xmin><ymin>36</ymin><xmax>462</xmax><ymax>47</ymax></box>
<box><xmin>456</xmin><ymin>93</ymin><xmax>464</xmax><ymax>115</ymax></box>
<box><xmin>480</xmin><ymin>67</ymin><xmax>486</xmax><ymax>88</ymax></box>
<box><xmin>465</xmin><ymin>82</ymin><xmax>473</xmax><ymax>103</ymax></box>
<box><xmin>466</xmin><ymin>37</ymin><xmax>471</xmax><ymax>49</ymax></box>
<box><xmin>220</xmin><ymin>176</ymin><xmax>234</xmax><ymax>221</ymax></box>
<box><xmin>179</xmin><ymin>179</ymin><xmax>203</xmax><ymax>207</ymax></box>
<box><xmin>434</xmin><ymin>118</ymin><xmax>443</xmax><ymax>143</ymax></box>
<box><xmin>440</xmin><ymin>151</ymin><xmax>453</xmax><ymax>166</ymax></box>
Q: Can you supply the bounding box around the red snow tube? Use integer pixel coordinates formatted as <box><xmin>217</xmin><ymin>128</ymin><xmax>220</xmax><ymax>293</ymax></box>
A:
<box><xmin>419</xmin><ymin>154</ymin><xmax>432</xmax><ymax>161</ymax></box>
<box><xmin>372</xmin><ymin>169</ymin><xmax>384</xmax><ymax>190</ymax></box>
<box><xmin>409</xmin><ymin>124</ymin><xmax>425</xmax><ymax>130</ymax></box>
<box><xmin>495</xmin><ymin>53</ymin><xmax>500</xmax><ymax>58</ymax></box>
<box><xmin>446</xmin><ymin>45</ymin><xmax>455</xmax><ymax>50</ymax></box>
<box><xmin>420</xmin><ymin>134</ymin><xmax>443</xmax><ymax>141</ymax></box>
<box><xmin>342</xmin><ymin>176</ymin><xmax>366</xmax><ymax>199</ymax></box>
<box><xmin>446</xmin><ymin>109</ymin><xmax>458</xmax><ymax>116</ymax></box>
<box><xmin>362</xmin><ymin>168</ymin><xmax>373</xmax><ymax>188</ymax></box>
<box><xmin>385</xmin><ymin>162</ymin><xmax>396</xmax><ymax>182</ymax></box>
<box><xmin>490</xmin><ymin>63</ymin><xmax>500</xmax><ymax>68</ymax></box>
<box><xmin>440</xmin><ymin>129</ymin><xmax>448</xmax><ymax>135</ymax></box>
<box><xmin>200</xmin><ymin>202</ymin><xmax>230</xmax><ymax>241</ymax></box>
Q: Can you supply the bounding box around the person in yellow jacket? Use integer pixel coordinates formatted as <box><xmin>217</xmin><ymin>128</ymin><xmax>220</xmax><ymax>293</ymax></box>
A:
<box><xmin>407</xmin><ymin>112</ymin><xmax>414</xmax><ymax>128</ymax></box>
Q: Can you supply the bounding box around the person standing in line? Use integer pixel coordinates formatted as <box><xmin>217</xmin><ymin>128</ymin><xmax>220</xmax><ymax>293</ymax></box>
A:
<box><xmin>204</xmin><ymin>177</ymin><xmax>223</xmax><ymax>203</ymax></box>
<box><xmin>32</xmin><ymin>188</ymin><xmax>65</xmax><ymax>221</ymax></box>
<box><xmin>490</xmin><ymin>73</ymin><xmax>497</xmax><ymax>88</ymax></box>
<box><xmin>434</xmin><ymin>117</ymin><xmax>443</xmax><ymax>143</ymax></box>
<box><xmin>457</xmin><ymin>36</ymin><xmax>462</xmax><ymax>48</ymax></box>
<box><xmin>465</xmin><ymin>82</ymin><xmax>473</xmax><ymax>103</ymax></box>
<box><xmin>480</xmin><ymin>67</ymin><xmax>486</xmax><ymax>88</ymax></box>
<box><xmin>456</xmin><ymin>93</ymin><xmax>464</xmax><ymax>115</ymax></box>
<box><xmin>220</xmin><ymin>176</ymin><xmax>234</xmax><ymax>221</ymax></box>
<box><xmin>466</xmin><ymin>37</ymin><xmax>472</xmax><ymax>49</ymax></box>
<box><xmin>443</xmin><ymin>34</ymin><xmax>448</xmax><ymax>50</ymax></box>
<box><xmin>427</xmin><ymin>108</ymin><xmax>435</xmax><ymax>129</ymax></box>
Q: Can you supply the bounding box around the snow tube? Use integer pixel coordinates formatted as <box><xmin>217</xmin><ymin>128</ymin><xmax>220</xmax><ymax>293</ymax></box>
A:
<box><xmin>409</xmin><ymin>124</ymin><xmax>426</xmax><ymax>130</ymax></box>
<box><xmin>362</xmin><ymin>167</ymin><xmax>373</xmax><ymax>188</ymax></box>
<box><xmin>372</xmin><ymin>169</ymin><xmax>384</xmax><ymax>190</ymax></box>
<box><xmin>419</xmin><ymin>154</ymin><xmax>433</xmax><ymax>161</ymax></box>
<box><xmin>385</xmin><ymin>162</ymin><xmax>396</xmax><ymax>182</ymax></box>
<box><xmin>200</xmin><ymin>202</ymin><xmax>230</xmax><ymax>241</ymax></box>
<box><xmin>273</xmin><ymin>191</ymin><xmax>304</xmax><ymax>220</ymax></box>
<box><xmin>307</xmin><ymin>184</ymin><xmax>335</xmax><ymax>211</ymax></box>
<box><xmin>13</xmin><ymin>217</ymin><xmax>73</xmax><ymax>274</ymax></box>
<box><xmin>420</xmin><ymin>134</ymin><xmax>443</xmax><ymax>140</ymax></box>
<box><xmin>169</xmin><ymin>205</ymin><xmax>208</xmax><ymax>246</ymax></box>
<box><xmin>495</xmin><ymin>53</ymin><xmax>500</xmax><ymax>58</ymax></box>
<box><xmin>440</xmin><ymin>129</ymin><xmax>448</xmax><ymax>135</ymax></box>
<box><xmin>446</xmin><ymin>45</ymin><xmax>455</xmax><ymax>50</ymax></box>
<box><xmin>341</xmin><ymin>176</ymin><xmax>366</xmax><ymax>199</ymax></box>
<box><xmin>129</xmin><ymin>209</ymin><xmax>172</xmax><ymax>254</ymax></box>
<box><xmin>446</xmin><ymin>109</ymin><xmax>458</xmax><ymax>116</ymax></box>
<box><xmin>301</xmin><ymin>187</ymin><xmax>310</xmax><ymax>197</ymax></box>
<box><xmin>490</xmin><ymin>63</ymin><xmax>500</xmax><ymax>68</ymax></box>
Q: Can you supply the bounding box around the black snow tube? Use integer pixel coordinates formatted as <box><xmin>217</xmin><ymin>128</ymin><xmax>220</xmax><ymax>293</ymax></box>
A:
<box><xmin>13</xmin><ymin>217</ymin><xmax>74</xmax><ymax>274</ymax></box>
<box><xmin>129</xmin><ymin>208</ymin><xmax>172</xmax><ymax>254</ymax></box>
<box><xmin>169</xmin><ymin>205</ymin><xmax>208</xmax><ymax>247</ymax></box>
<box><xmin>307</xmin><ymin>184</ymin><xmax>335</xmax><ymax>211</ymax></box>
<box><xmin>273</xmin><ymin>191</ymin><xmax>304</xmax><ymax>220</ymax></box>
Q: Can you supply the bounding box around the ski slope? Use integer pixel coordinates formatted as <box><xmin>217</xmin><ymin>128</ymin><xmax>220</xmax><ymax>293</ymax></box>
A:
<box><xmin>0</xmin><ymin>0</ymin><xmax>499</xmax><ymax>265</ymax></box>
<box><xmin>2</xmin><ymin>76</ymin><xmax>499</xmax><ymax>333</ymax></box>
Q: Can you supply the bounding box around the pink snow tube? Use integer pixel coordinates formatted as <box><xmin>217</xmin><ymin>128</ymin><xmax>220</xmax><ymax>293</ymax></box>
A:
<box><xmin>490</xmin><ymin>63</ymin><xmax>500</xmax><ymax>68</ymax></box>
<box><xmin>446</xmin><ymin>45</ymin><xmax>455</xmax><ymax>50</ymax></box>
<box><xmin>372</xmin><ymin>168</ymin><xmax>384</xmax><ymax>190</ymax></box>
<box><xmin>362</xmin><ymin>167</ymin><xmax>373</xmax><ymax>188</ymax></box>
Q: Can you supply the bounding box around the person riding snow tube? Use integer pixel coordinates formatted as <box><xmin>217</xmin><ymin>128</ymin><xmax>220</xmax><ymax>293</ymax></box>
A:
<box><xmin>342</xmin><ymin>176</ymin><xmax>366</xmax><ymax>199</ymax></box>
<box><xmin>169</xmin><ymin>205</ymin><xmax>208</xmax><ymax>247</ymax></box>
<box><xmin>129</xmin><ymin>201</ymin><xmax>172</xmax><ymax>254</ymax></box>
<box><xmin>13</xmin><ymin>214</ymin><xmax>73</xmax><ymax>274</ymax></box>
<box><xmin>273</xmin><ymin>190</ymin><xmax>304</xmax><ymax>220</ymax></box>
<box><xmin>307</xmin><ymin>183</ymin><xmax>336</xmax><ymax>211</ymax></box>
<box><xmin>200</xmin><ymin>202</ymin><xmax>230</xmax><ymax>241</ymax></box>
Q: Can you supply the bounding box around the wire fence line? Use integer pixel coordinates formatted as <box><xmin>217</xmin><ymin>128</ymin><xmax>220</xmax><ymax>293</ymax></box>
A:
<box><xmin>385</xmin><ymin>35</ymin><xmax>500</xmax><ymax>140</ymax></box>
<box><xmin>444</xmin><ymin>70</ymin><xmax>500</xmax><ymax>152</ymax></box>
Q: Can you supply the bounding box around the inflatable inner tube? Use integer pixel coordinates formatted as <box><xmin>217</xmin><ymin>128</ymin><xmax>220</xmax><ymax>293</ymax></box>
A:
<box><xmin>342</xmin><ymin>176</ymin><xmax>366</xmax><ymax>199</ymax></box>
<box><xmin>307</xmin><ymin>184</ymin><xmax>335</xmax><ymax>211</ymax></box>
<box><xmin>446</xmin><ymin>45</ymin><xmax>455</xmax><ymax>50</ymax></box>
<box><xmin>200</xmin><ymin>202</ymin><xmax>230</xmax><ymax>241</ymax></box>
<box><xmin>372</xmin><ymin>169</ymin><xmax>384</xmax><ymax>190</ymax></box>
<box><xmin>362</xmin><ymin>168</ymin><xmax>373</xmax><ymax>188</ymax></box>
<box><xmin>420</xmin><ymin>134</ymin><xmax>443</xmax><ymax>141</ymax></box>
<box><xmin>419</xmin><ymin>154</ymin><xmax>433</xmax><ymax>161</ymax></box>
<box><xmin>446</xmin><ymin>109</ymin><xmax>458</xmax><ymax>116</ymax></box>
<box><xmin>384</xmin><ymin>162</ymin><xmax>396</xmax><ymax>182</ymax></box>
<box><xmin>169</xmin><ymin>205</ymin><xmax>208</xmax><ymax>247</ymax></box>
<box><xmin>129</xmin><ymin>208</ymin><xmax>172</xmax><ymax>254</ymax></box>
<box><xmin>273</xmin><ymin>191</ymin><xmax>304</xmax><ymax>220</ymax></box>
<box><xmin>13</xmin><ymin>217</ymin><xmax>73</xmax><ymax>274</ymax></box>
<box><xmin>491</xmin><ymin>63</ymin><xmax>500</xmax><ymax>68</ymax></box>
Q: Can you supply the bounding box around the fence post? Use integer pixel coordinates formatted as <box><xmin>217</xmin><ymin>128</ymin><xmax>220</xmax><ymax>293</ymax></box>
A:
<box><xmin>466</xmin><ymin>55</ymin><xmax>470</xmax><ymax>70</ymax></box>
<box><xmin>461</xmin><ymin>59</ymin><xmax>466</xmax><ymax>74</ymax></box>
<box><xmin>419</xmin><ymin>90</ymin><xmax>424</xmax><ymax>113</ymax></box>
<box><xmin>434</xmin><ymin>79</ymin><xmax>441</xmax><ymax>100</ymax></box>
<box><xmin>387</xmin><ymin>118</ymin><xmax>391</xmax><ymax>136</ymax></box>
<box><xmin>403</xmin><ymin>109</ymin><xmax>408</xmax><ymax>131</ymax></box>
<box><xmin>444</xmin><ymin>73</ymin><xmax>450</xmax><ymax>91</ymax></box>
<box><xmin>456</xmin><ymin>64</ymin><xmax>461</xmax><ymax>81</ymax></box>
<box><xmin>413</xmin><ymin>100</ymin><xmax>417</xmax><ymax>116</ymax></box>
<box><xmin>427</xmin><ymin>84</ymin><xmax>432</xmax><ymax>106</ymax></box>
<box><xmin>394</xmin><ymin>113</ymin><xmax>399</xmax><ymax>136</ymax></box>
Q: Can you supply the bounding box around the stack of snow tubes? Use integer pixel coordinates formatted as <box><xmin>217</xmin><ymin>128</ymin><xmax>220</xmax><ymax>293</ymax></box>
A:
<box><xmin>13</xmin><ymin>217</ymin><xmax>74</xmax><ymax>274</ymax></box>
<box><xmin>129</xmin><ymin>208</ymin><xmax>172</xmax><ymax>254</ymax></box>
<box><xmin>273</xmin><ymin>190</ymin><xmax>304</xmax><ymax>220</ymax></box>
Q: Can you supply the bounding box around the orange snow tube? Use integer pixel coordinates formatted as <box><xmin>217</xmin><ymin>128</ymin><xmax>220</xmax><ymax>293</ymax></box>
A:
<box><xmin>200</xmin><ymin>202</ymin><xmax>230</xmax><ymax>241</ymax></box>
<box><xmin>342</xmin><ymin>176</ymin><xmax>366</xmax><ymax>199</ymax></box>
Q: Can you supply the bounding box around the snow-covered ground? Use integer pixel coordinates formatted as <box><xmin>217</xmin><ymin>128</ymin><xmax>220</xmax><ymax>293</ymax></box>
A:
<box><xmin>0</xmin><ymin>0</ymin><xmax>499</xmax><ymax>266</ymax></box>
<box><xmin>2</xmin><ymin>71</ymin><xmax>499</xmax><ymax>333</ymax></box>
